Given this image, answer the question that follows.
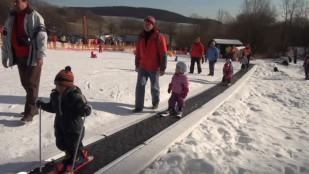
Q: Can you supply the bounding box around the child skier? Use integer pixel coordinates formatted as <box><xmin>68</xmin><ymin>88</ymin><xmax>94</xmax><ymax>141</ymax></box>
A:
<box><xmin>91</xmin><ymin>51</ymin><xmax>97</xmax><ymax>58</ymax></box>
<box><xmin>304</xmin><ymin>55</ymin><xmax>309</xmax><ymax>80</ymax></box>
<box><xmin>222</xmin><ymin>59</ymin><xmax>233</xmax><ymax>86</ymax></box>
<box><xmin>240</xmin><ymin>54</ymin><xmax>249</xmax><ymax>71</ymax></box>
<box><xmin>166</xmin><ymin>61</ymin><xmax>189</xmax><ymax>117</ymax></box>
<box><xmin>36</xmin><ymin>66</ymin><xmax>92</xmax><ymax>172</ymax></box>
<box><xmin>99</xmin><ymin>44</ymin><xmax>103</xmax><ymax>53</ymax></box>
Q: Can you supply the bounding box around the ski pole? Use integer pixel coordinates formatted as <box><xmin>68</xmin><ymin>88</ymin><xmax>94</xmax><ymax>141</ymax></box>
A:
<box><xmin>71</xmin><ymin>114</ymin><xmax>87</xmax><ymax>174</ymax></box>
<box><xmin>39</xmin><ymin>106</ymin><xmax>42</xmax><ymax>173</ymax></box>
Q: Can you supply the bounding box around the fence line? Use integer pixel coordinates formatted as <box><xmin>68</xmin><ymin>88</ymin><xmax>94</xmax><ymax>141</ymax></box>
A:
<box><xmin>0</xmin><ymin>39</ymin><xmax>188</xmax><ymax>55</ymax></box>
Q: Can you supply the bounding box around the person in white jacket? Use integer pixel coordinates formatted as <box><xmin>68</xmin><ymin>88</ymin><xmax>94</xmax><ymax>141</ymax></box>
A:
<box><xmin>1</xmin><ymin>0</ymin><xmax>47</xmax><ymax>122</ymax></box>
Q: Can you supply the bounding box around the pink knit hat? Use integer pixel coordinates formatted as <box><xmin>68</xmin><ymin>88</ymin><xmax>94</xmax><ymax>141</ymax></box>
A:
<box><xmin>144</xmin><ymin>15</ymin><xmax>155</xmax><ymax>26</ymax></box>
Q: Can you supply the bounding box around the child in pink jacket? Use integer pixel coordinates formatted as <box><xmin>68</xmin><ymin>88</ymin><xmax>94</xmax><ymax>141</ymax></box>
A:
<box><xmin>222</xmin><ymin>59</ymin><xmax>233</xmax><ymax>85</ymax></box>
<box><xmin>167</xmin><ymin>61</ymin><xmax>189</xmax><ymax>117</ymax></box>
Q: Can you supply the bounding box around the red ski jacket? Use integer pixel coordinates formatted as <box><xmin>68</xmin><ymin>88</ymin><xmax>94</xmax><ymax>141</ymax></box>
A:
<box><xmin>135</xmin><ymin>30</ymin><xmax>167</xmax><ymax>71</ymax></box>
<box><xmin>191</xmin><ymin>42</ymin><xmax>204</xmax><ymax>58</ymax></box>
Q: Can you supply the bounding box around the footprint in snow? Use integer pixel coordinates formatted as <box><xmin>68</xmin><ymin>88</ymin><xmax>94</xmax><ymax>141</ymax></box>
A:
<box><xmin>86</xmin><ymin>82</ymin><xmax>91</xmax><ymax>90</ymax></box>
<box><xmin>8</xmin><ymin>105</ymin><xmax>16</xmax><ymax>109</ymax></box>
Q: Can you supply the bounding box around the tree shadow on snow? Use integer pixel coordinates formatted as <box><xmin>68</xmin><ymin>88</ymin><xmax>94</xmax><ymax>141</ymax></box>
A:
<box><xmin>0</xmin><ymin>160</ymin><xmax>39</xmax><ymax>174</ymax></box>
<box><xmin>0</xmin><ymin>112</ymin><xmax>21</xmax><ymax>117</ymax></box>
<box><xmin>190</xmin><ymin>79</ymin><xmax>220</xmax><ymax>85</ymax></box>
<box><xmin>0</xmin><ymin>111</ymin><xmax>26</xmax><ymax>127</ymax></box>
<box><xmin>0</xmin><ymin>116</ymin><xmax>26</xmax><ymax>127</ymax></box>
<box><xmin>163</xmin><ymin>71</ymin><xmax>176</xmax><ymax>76</ymax></box>
<box><xmin>0</xmin><ymin>95</ymin><xmax>49</xmax><ymax>105</ymax></box>
<box><xmin>106</xmin><ymin>68</ymin><xmax>135</xmax><ymax>72</ymax></box>
<box><xmin>88</xmin><ymin>101</ymin><xmax>155</xmax><ymax>116</ymax></box>
<box><xmin>0</xmin><ymin>95</ymin><xmax>151</xmax><ymax>117</ymax></box>
<box><xmin>0</xmin><ymin>95</ymin><xmax>26</xmax><ymax>105</ymax></box>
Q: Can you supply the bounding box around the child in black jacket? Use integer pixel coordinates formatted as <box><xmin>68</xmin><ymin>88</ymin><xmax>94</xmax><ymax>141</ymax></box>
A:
<box><xmin>36</xmin><ymin>66</ymin><xmax>92</xmax><ymax>172</ymax></box>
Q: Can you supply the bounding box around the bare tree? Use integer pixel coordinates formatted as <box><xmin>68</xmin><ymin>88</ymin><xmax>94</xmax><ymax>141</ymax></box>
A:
<box><xmin>160</xmin><ymin>22</ymin><xmax>178</xmax><ymax>47</ymax></box>
<box><xmin>121</xmin><ymin>19</ymin><xmax>142</xmax><ymax>34</ymax></box>
<box><xmin>280</xmin><ymin>0</ymin><xmax>298</xmax><ymax>25</ymax></box>
<box><xmin>294</xmin><ymin>0</ymin><xmax>309</xmax><ymax>55</ymax></box>
<box><xmin>236</xmin><ymin>0</ymin><xmax>277</xmax><ymax>53</ymax></box>
<box><xmin>174</xmin><ymin>25</ymin><xmax>194</xmax><ymax>49</ymax></box>
<box><xmin>217</xmin><ymin>8</ymin><xmax>235</xmax><ymax>24</ymax></box>
<box><xmin>107</xmin><ymin>21</ymin><xmax>118</xmax><ymax>34</ymax></box>
<box><xmin>97</xmin><ymin>21</ymin><xmax>104</xmax><ymax>36</ymax></box>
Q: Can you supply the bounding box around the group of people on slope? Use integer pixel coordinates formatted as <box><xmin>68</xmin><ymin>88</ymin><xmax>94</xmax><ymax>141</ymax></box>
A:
<box><xmin>4</xmin><ymin>1</ymin><xmax>308</xmax><ymax>173</ymax></box>
<box><xmin>133</xmin><ymin>15</ymin><xmax>189</xmax><ymax>117</ymax></box>
<box><xmin>1</xmin><ymin>0</ymin><xmax>189</xmax><ymax>171</ymax></box>
<box><xmin>188</xmin><ymin>36</ymin><xmax>252</xmax><ymax>86</ymax></box>
<box><xmin>189</xmin><ymin>37</ymin><xmax>220</xmax><ymax>76</ymax></box>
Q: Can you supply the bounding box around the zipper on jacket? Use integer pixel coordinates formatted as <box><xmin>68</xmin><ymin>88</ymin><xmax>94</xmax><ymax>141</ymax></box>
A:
<box><xmin>58</xmin><ymin>95</ymin><xmax>63</xmax><ymax>116</ymax></box>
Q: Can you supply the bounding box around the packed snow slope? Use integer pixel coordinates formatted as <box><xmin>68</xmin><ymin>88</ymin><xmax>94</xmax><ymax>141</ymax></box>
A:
<box><xmin>0</xmin><ymin>49</ymin><xmax>308</xmax><ymax>174</ymax></box>
<box><xmin>0</xmin><ymin>50</ymin><xmax>236</xmax><ymax>173</ymax></box>
<box><xmin>143</xmin><ymin>60</ymin><xmax>309</xmax><ymax>174</ymax></box>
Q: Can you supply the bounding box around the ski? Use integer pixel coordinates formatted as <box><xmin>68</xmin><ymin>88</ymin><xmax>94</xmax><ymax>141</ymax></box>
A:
<box><xmin>46</xmin><ymin>156</ymin><xmax>94</xmax><ymax>174</ymax></box>
<box><xmin>157</xmin><ymin>110</ymin><xmax>170</xmax><ymax>117</ymax></box>
<box><xmin>176</xmin><ymin>111</ymin><xmax>182</xmax><ymax>118</ymax></box>
<box><xmin>46</xmin><ymin>163</ymin><xmax>65</xmax><ymax>174</ymax></box>
<box><xmin>158</xmin><ymin>110</ymin><xmax>182</xmax><ymax>118</ymax></box>
<box><xmin>63</xmin><ymin>156</ymin><xmax>94</xmax><ymax>174</ymax></box>
<box><xmin>220</xmin><ymin>82</ymin><xmax>231</xmax><ymax>86</ymax></box>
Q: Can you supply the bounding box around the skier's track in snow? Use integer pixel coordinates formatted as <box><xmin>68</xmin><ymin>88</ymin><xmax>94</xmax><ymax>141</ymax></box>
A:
<box><xmin>29</xmin><ymin>65</ymin><xmax>254</xmax><ymax>174</ymax></box>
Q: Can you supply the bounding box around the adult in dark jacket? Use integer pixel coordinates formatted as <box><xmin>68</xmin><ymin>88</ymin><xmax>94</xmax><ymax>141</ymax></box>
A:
<box><xmin>293</xmin><ymin>48</ymin><xmax>298</xmax><ymax>64</ymax></box>
<box><xmin>243</xmin><ymin>44</ymin><xmax>251</xmax><ymax>65</ymax></box>
<box><xmin>134</xmin><ymin>15</ymin><xmax>167</xmax><ymax>112</ymax></box>
<box><xmin>1</xmin><ymin>0</ymin><xmax>47</xmax><ymax>122</ymax></box>
<box><xmin>189</xmin><ymin>36</ymin><xmax>204</xmax><ymax>74</ymax></box>
<box><xmin>304</xmin><ymin>55</ymin><xmax>309</xmax><ymax>80</ymax></box>
<box><xmin>36</xmin><ymin>66</ymin><xmax>92</xmax><ymax>171</ymax></box>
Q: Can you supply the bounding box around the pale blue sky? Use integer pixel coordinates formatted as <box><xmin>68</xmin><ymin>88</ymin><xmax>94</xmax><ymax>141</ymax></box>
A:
<box><xmin>44</xmin><ymin>0</ymin><xmax>282</xmax><ymax>19</ymax></box>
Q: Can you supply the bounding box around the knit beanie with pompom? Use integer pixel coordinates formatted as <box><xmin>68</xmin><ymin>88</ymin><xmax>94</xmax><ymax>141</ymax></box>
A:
<box><xmin>54</xmin><ymin>66</ymin><xmax>74</xmax><ymax>87</ymax></box>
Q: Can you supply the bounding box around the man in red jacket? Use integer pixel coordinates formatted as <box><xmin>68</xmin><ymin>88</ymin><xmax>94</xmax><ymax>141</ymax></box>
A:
<box><xmin>134</xmin><ymin>15</ymin><xmax>167</xmax><ymax>112</ymax></box>
<box><xmin>52</xmin><ymin>34</ymin><xmax>57</xmax><ymax>49</ymax></box>
<box><xmin>189</xmin><ymin>36</ymin><xmax>204</xmax><ymax>74</ymax></box>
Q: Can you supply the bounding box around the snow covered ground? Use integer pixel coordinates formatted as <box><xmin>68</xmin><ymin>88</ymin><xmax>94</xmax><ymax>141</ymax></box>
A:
<box><xmin>142</xmin><ymin>60</ymin><xmax>309</xmax><ymax>174</ymax></box>
<box><xmin>0</xmin><ymin>49</ymin><xmax>308</xmax><ymax>174</ymax></box>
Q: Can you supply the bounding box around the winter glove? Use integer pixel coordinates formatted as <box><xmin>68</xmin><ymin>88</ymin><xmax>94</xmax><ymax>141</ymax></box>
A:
<box><xmin>35</xmin><ymin>99</ymin><xmax>44</xmax><ymax>108</ymax></box>
<box><xmin>80</xmin><ymin>104</ymin><xmax>92</xmax><ymax>117</ymax></box>
<box><xmin>202</xmin><ymin>58</ymin><xmax>204</xmax><ymax>64</ymax></box>
<box><xmin>160</xmin><ymin>70</ymin><xmax>165</xmax><ymax>76</ymax></box>
<box><xmin>168</xmin><ymin>83</ymin><xmax>172</xmax><ymax>93</ymax></box>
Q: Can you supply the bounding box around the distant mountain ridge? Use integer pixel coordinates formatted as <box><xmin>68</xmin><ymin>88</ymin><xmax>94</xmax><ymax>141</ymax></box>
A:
<box><xmin>68</xmin><ymin>6</ymin><xmax>221</xmax><ymax>25</ymax></box>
